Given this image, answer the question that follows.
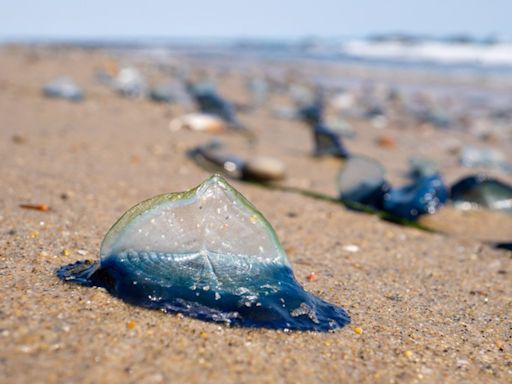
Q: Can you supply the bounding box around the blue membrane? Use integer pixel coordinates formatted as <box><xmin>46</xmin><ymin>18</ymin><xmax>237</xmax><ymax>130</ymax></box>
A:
<box><xmin>57</xmin><ymin>254</ymin><xmax>350</xmax><ymax>332</ymax></box>
<box><xmin>342</xmin><ymin>176</ymin><xmax>448</xmax><ymax>221</ymax></box>
<box><xmin>383</xmin><ymin>175</ymin><xmax>449</xmax><ymax>220</ymax></box>
<box><xmin>339</xmin><ymin>157</ymin><xmax>448</xmax><ymax>221</ymax></box>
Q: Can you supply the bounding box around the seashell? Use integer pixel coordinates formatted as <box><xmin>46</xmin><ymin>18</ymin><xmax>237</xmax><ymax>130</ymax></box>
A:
<box><xmin>169</xmin><ymin>113</ymin><xmax>227</xmax><ymax>133</ymax></box>
<box><xmin>338</xmin><ymin>157</ymin><xmax>447</xmax><ymax>220</ymax></box>
<box><xmin>243</xmin><ymin>156</ymin><xmax>286</xmax><ymax>182</ymax></box>
<box><xmin>450</xmin><ymin>175</ymin><xmax>512</xmax><ymax>213</ymax></box>
<box><xmin>42</xmin><ymin>77</ymin><xmax>83</xmax><ymax>102</ymax></box>
<box><xmin>57</xmin><ymin>175</ymin><xmax>349</xmax><ymax>331</ymax></box>
<box><xmin>188</xmin><ymin>141</ymin><xmax>286</xmax><ymax>182</ymax></box>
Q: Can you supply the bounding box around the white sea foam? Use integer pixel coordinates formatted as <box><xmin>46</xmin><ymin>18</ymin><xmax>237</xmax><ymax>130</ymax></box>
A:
<box><xmin>341</xmin><ymin>40</ymin><xmax>512</xmax><ymax>67</ymax></box>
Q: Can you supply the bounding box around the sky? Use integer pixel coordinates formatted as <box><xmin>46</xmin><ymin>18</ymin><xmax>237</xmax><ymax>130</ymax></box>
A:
<box><xmin>0</xmin><ymin>0</ymin><xmax>510</xmax><ymax>41</ymax></box>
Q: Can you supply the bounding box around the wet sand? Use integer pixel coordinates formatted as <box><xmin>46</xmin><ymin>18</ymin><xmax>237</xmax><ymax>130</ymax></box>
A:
<box><xmin>0</xmin><ymin>47</ymin><xmax>511</xmax><ymax>383</ymax></box>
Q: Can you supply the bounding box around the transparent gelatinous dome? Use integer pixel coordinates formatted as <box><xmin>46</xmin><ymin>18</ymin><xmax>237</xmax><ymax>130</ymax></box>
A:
<box><xmin>99</xmin><ymin>175</ymin><xmax>289</xmax><ymax>293</ymax></box>
<box><xmin>337</xmin><ymin>156</ymin><xmax>386</xmax><ymax>201</ymax></box>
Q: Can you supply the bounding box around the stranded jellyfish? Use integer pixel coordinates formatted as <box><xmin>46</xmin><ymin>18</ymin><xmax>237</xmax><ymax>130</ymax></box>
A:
<box><xmin>58</xmin><ymin>175</ymin><xmax>350</xmax><ymax>331</ymax></box>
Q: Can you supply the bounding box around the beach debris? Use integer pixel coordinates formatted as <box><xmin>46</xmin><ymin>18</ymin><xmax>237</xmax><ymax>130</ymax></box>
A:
<box><xmin>19</xmin><ymin>203</ymin><xmax>50</xmax><ymax>212</ymax></box>
<box><xmin>342</xmin><ymin>244</ymin><xmax>360</xmax><ymax>253</ymax></box>
<box><xmin>352</xmin><ymin>326</ymin><xmax>363</xmax><ymax>335</ymax></box>
<box><xmin>12</xmin><ymin>135</ymin><xmax>27</xmax><ymax>144</ymax></box>
<box><xmin>126</xmin><ymin>320</ymin><xmax>136</xmax><ymax>330</ymax></box>
<box><xmin>338</xmin><ymin>157</ymin><xmax>448</xmax><ymax>221</ymax></box>
<box><xmin>450</xmin><ymin>175</ymin><xmax>512</xmax><ymax>213</ymax></box>
<box><xmin>459</xmin><ymin>146</ymin><xmax>510</xmax><ymax>172</ymax></box>
<box><xmin>243</xmin><ymin>156</ymin><xmax>286</xmax><ymax>182</ymax></box>
<box><xmin>113</xmin><ymin>67</ymin><xmax>147</xmax><ymax>98</ymax></box>
<box><xmin>169</xmin><ymin>113</ymin><xmax>227</xmax><ymax>133</ymax></box>
<box><xmin>187</xmin><ymin>82</ymin><xmax>244</xmax><ymax>129</ymax></box>
<box><xmin>375</xmin><ymin>135</ymin><xmax>395</xmax><ymax>149</ymax></box>
<box><xmin>306</xmin><ymin>272</ymin><xmax>318</xmax><ymax>282</ymax></box>
<box><xmin>42</xmin><ymin>77</ymin><xmax>83</xmax><ymax>102</ymax></box>
<box><xmin>57</xmin><ymin>175</ymin><xmax>350</xmax><ymax>331</ymax></box>
<box><xmin>188</xmin><ymin>140</ymin><xmax>286</xmax><ymax>182</ymax></box>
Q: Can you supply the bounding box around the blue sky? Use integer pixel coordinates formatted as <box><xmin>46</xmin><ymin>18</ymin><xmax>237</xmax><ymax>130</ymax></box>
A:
<box><xmin>0</xmin><ymin>0</ymin><xmax>509</xmax><ymax>40</ymax></box>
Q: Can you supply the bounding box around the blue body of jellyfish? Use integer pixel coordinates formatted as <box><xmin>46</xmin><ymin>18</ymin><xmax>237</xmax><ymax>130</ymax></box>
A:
<box><xmin>342</xmin><ymin>174</ymin><xmax>448</xmax><ymax>221</ymax></box>
<box><xmin>188</xmin><ymin>83</ymin><xmax>243</xmax><ymax>129</ymax></box>
<box><xmin>299</xmin><ymin>100</ymin><xmax>350</xmax><ymax>159</ymax></box>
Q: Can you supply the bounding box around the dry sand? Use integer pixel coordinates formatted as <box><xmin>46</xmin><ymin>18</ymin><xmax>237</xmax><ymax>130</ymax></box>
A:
<box><xmin>0</xmin><ymin>47</ymin><xmax>511</xmax><ymax>383</ymax></box>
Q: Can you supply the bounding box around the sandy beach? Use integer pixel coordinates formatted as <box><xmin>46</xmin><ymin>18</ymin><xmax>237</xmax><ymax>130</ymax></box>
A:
<box><xmin>0</xmin><ymin>46</ymin><xmax>511</xmax><ymax>383</ymax></box>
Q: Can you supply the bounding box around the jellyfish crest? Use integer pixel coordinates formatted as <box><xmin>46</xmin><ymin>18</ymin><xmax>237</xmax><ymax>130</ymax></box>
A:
<box><xmin>100</xmin><ymin>175</ymin><xmax>290</xmax><ymax>284</ymax></box>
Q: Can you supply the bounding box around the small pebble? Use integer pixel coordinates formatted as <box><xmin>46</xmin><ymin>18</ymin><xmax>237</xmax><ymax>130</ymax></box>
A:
<box><xmin>307</xmin><ymin>272</ymin><xmax>318</xmax><ymax>282</ymax></box>
<box><xmin>343</xmin><ymin>244</ymin><xmax>360</xmax><ymax>253</ymax></box>
<box><xmin>12</xmin><ymin>135</ymin><xmax>27</xmax><ymax>144</ymax></box>
<box><xmin>199</xmin><ymin>331</ymin><xmax>208</xmax><ymax>339</ymax></box>
<box><xmin>127</xmin><ymin>320</ymin><xmax>136</xmax><ymax>330</ymax></box>
<box><xmin>353</xmin><ymin>326</ymin><xmax>363</xmax><ymax>335</ymax></box>
<box><xmin>243</xmin><ymin>156</ymin><xmax>286</xmax><ymax>181</ymax></box>
<box><xmin>404</xmin><ymin>350</ymin><xmax>413</xmax><ymax>358</ymax></box>
<box><xmin>375</xmin><ymin>135</ymin><xmax>395</xmax><ymax>148</ymax></box>
<box><xmin>495</xmin><ymin>339</ymin><xmax>505</xmax><ymax>350</ymax></box>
